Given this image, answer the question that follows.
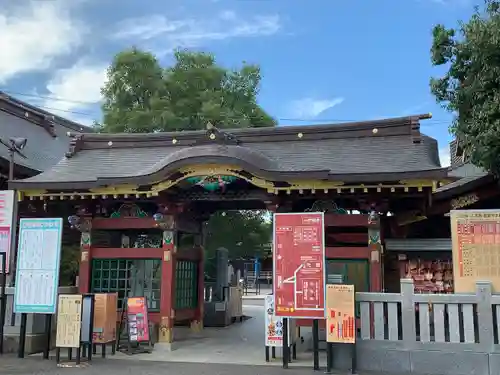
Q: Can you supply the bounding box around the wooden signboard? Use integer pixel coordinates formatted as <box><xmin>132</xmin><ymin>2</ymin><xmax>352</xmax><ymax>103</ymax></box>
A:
<box><xmin>55</xmin><ymin>294</ymin><xmax>83</xmax><ymax>348</ymax></box>
<box><xmin>326</xmin><ymin>284</ymin><xmax>355</xmax><ymax>344</ymax></box>
<box><xmin>451</xmin><ymin>209</ymin><xmax>500</xmax><ymax>293</ymax></box>
<box><xmin>93</xmin><ymin>293</ymin><xmax>118</xmax><ymax>343</ymax></box>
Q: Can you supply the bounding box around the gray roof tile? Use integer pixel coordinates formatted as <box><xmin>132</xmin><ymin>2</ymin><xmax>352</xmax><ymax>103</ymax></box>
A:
<box><xmin>0</xmin><ymin>92</ymin><xmax>93</xmax><ymax>174</ymax></box>
<box><xmin>12</xmin><ymin>115</ymin><xmax>447</xmax><ymax>189</ymax></box>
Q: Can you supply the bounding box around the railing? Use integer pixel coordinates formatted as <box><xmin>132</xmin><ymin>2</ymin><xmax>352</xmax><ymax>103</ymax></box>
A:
<box><xmin>348</xmin><ymin>279</ymin><xmax>500</xmax><ymax>375</ymax></box>
<box><xmin>245</xmin><ymin>270</ymin><xmax>272</xmax><ymax>282</ymax></box>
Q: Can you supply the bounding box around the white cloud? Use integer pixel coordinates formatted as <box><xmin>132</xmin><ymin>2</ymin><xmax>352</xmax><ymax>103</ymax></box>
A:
<box><xmin>40</xmin><ymin>60</ymin><xmax>107</xmax><ymax>124</ymax></box>
<box><xmin>111</xmin><ymin>11</ymin><xmax>281</xmax><ymax>55</ymax></box>
<box><xmin>439</xmin><ymin>146</ymin><xmax>451</xmax><ymax>168</ymax></box>
<box><xmin>0</xmin><ymin>1</ymin><xmax>85</xmax><ymax>83</ymax></box>
<box><xmin>289</xmin><ymin>97</ymin><xmax>345</xmax><ymax>119</ymax></box>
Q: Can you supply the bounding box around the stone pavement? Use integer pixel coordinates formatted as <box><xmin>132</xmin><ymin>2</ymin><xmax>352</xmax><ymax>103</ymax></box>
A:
<box><xmin>102</xmin><ymin>304</ymin><xmax>320</xmax><ymax>366</ymax></box>
<box><xmin>0</xmin><ymin>356</ymin><xmax>320</xmax><ymax>375</ymax></box>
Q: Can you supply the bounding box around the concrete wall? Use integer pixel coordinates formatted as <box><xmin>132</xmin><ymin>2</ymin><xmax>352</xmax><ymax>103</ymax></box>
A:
<box><xmin>325</xmin><ymin>279</ymin><xmax>500</xmax><ymax>375</ymax></box>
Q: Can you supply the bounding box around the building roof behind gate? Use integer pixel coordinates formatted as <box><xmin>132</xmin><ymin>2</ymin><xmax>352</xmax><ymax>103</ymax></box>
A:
<box><xmin>0</xmin><ymin>91</ymin><xmax>93</xmax><ymax>176</ymax></box>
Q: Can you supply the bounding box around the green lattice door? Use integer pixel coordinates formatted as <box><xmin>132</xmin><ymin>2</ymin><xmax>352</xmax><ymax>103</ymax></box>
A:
<box><xmin>175</xmin><ymin>260</ymin><xmax>199</xmax><ymax>309</ymax></box>
<box><xmin>91</xmin><ymin>258</ymin><xmax>161</xmax><ymax>311</ymax></box>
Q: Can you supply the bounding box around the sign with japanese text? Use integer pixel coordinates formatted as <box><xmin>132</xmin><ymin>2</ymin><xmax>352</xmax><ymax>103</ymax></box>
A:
<box><xmin>127</xmin><ymin>297</ymin><xmax>150</xmax><ymax>343</ymax></box>
<box><xmin>451</xmin><ymin>209</ymin><xmax>500</xmax><ymax>293</ymax></box>
<box><xmin>0</xmin><ymin>190</ymin><xmax>14</xmax><ymax>273</ymax></box>
<box><xmin>273</xmin><ymin>212</ymin><xmax>326</xmax><ymax>319</ymax></box>
<box><xmin>264</xmin><ymin>294</ymin><xmax>295</xmax><ymax>347</ymax></box>
<box><xmin>326</xmin><ymin>284</ymin><xmax>355</xmax><ymax>344</ymax></box>
<box><xmin>55</xmin><ymin>294</ymin><xmax>83</xmax><ymax>348</ymax></box>
<box><xmin>14</xmin><ymin>218</ymin><xmax>63</xmax><ymax>314</ymax></box>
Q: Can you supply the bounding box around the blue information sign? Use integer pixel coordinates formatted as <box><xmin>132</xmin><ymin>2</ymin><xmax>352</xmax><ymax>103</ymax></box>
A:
<box><xmin>14</xmin><ymin>218</ymin><xmax>63</xmax><ymax>314</ymax></box>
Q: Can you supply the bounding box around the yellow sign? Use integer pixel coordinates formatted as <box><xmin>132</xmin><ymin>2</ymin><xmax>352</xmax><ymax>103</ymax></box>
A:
<box><xmin>451</xmin><ymin>209</ymin><xmax>500</xmax><ymax>293</ymax></box>
<box><xmin>326</xmin><ymin>284</ymin><xmax>355</xmax><ymax>344</ymax></box>
<box><xmin>55</xmin><ymin>294</ymin><xmax>82</xmax><ymax>348</ymax></box>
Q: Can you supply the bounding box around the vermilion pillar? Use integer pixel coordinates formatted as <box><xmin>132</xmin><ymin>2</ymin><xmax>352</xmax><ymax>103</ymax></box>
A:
<box><xmin>159</xmin><ymin>226</ymin><xmax>176</xmax><ymax>343</ymax></box>
<box><xmin>78</xmin><ymin>217</ymin><xmax>92</xmax><ymax>293</ymax></box>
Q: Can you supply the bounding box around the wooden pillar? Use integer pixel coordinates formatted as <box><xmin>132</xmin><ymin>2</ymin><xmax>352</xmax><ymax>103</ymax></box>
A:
<box><xmin>78</xmin><ymin>217</ymin><xmax>92</xmax><ymax>294</ymax></box>
<box><xmin>159</xmin><ymin>225</ymin><xmax>176</xmax><ymax>343</ymax></box>
<box><xmin>368</xmin><ymin>211</ymin><xmax>382</xmax><ymax>292</ymax></box>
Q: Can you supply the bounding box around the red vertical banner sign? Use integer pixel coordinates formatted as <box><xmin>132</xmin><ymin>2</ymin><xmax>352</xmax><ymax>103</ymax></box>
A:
<box><xmin>273</xmin><ymin>212</ymin><xmax>326</xmax><ymax>319</ymax></box>
<box><xmin>127</xmin><ymin>297</ymin><xmax>150</xmax><ymax>343</ymax></box>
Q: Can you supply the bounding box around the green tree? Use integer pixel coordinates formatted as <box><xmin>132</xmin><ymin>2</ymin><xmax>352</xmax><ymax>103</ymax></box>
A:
<box><xmin>430</xmin><ymin>0</ymin><xmax>500</xmax><ymax>174</ymax></box>
<box><xmin>204</xmin><ymin>211</ymin><xmax>272</xmax><ymax>278</ymax></box>
<box><xmin>98</xmin><ymin>48</ymin><xmax>274</xmax><ymax>272</ymax></box>
<box><xmin>99</xmin><ymin>48</ymin><xmax>276</xmax><ymax>132</ymax></box>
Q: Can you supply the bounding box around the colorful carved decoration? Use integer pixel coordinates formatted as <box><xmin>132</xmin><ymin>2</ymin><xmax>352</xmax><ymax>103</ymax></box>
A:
<box><xmin>81</xmin><ymin>232</ymin><xmax>91</xmax><ymax>250</ymax></box>
<box><xmin>153</xmin><ymin>213</ymin><xmax>175</xmax><ymax>230</ymax></box>
<box><xmin>368</xmin><ymin>209</ymin><xmax>381</xmax><ymax>263</ymax></box>
<box><xmin>396</xmin><ymin>210</ymin><xmax>427</xmax><ymax>226</ymax></box>
<box><xmin>305</xmin><ymin>200</ymin><xmax>348</xmax><ymax>214</ymax></box>
<box><xmin>163</xmin><ymin>231</ymin><xmax>174</xmax><ymax>246</ymax></box>
<box><xmin>110</xmin><ymin>203</ymin><xmax>147</xmax><ymax>218</ymax></box>
<box><xmin>368</xmin><ymin>210</ymin><xmax>380</xmax><ymax>227</ymax></box>
<box><xmin>68</xmin><ymin>215</ymin><xmax>92</xmax><ymax>232</ymax></box>
<box><xmin>369</xmin><ymin>232</ymin><xmax>380</xmax><ymax>246</ymax></box>
<box><xmin>186</xmin><ymin>175</ymin><xmax>237</xmax><ymax>192</ymax></box>
<box><xmin>450</xmin><ymin>193</ymin><xmax>479</xmax><ymax>210</ymax></box>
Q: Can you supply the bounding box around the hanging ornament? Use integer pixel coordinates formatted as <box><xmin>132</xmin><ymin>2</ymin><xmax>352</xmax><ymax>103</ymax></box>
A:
<box><xmin>186</xmin><ymin>175</ymin><xmax>237</xmax><ymax>191</ymax></box>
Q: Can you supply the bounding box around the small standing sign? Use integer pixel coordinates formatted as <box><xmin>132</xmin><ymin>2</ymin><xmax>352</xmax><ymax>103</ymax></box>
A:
<box><xmin>55</xmin><ymin>294</ymin><xmax>82</xmax><ymax>349</ymax></box>
<box><xmin>55</xmin><ymin>294</ymin><xmax>88</xmax><ymax>367</ymax></box>
<box><xmin>117</xmin><ymin>296</ymin><xmax>152</xmax><ymax>355</ymax></box>
<box><xmin>325</xmin><ymin>284</ymin><xmax>357</xmax><ymax>374</ymax></box>
<box><xmin>264</xmin><ymin>294</ymin><xmax>297</xmax><ymax>363</ymax></box>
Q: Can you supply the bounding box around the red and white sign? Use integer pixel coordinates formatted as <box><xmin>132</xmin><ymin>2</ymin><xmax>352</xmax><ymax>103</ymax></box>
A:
<box><xmin>0</xmin><ymin>190</ymin><xmax>14</xmax><ymax>273</ymax></box>
<box><xmin>273</xmin><ymin>212</ymin><xmax>326</xmax><ymax>319</ymax></box>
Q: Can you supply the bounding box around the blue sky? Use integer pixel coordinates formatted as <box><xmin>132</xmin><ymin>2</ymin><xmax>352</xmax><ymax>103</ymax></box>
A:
<box><xmin>0</xmin><ymin>0</ymin><xmax>480</xmax><ymax>166</ymax></box>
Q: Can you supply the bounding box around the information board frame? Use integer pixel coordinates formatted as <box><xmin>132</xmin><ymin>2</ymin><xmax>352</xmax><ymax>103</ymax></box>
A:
<box><xmin>273</xmin><ymin>212</ymin><xmax>326</xmax><ymax>319</ymax></box>
<box><xmin>14</xmin><ymin>218</ymin><xmax>63</xmax><ymax>314</ymax></box>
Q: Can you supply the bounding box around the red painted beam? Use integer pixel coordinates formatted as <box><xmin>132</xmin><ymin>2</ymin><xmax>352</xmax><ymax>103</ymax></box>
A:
<box><xmin>324</xmin><ymin>214</ymin><xmax>368</xmax><ymax>227</ymax></box>
<box><xmin>92</xmin><ymin>247</ymin><xmax>163</xmax><ymax>259</ymax></box>
<box><xmin>326</xmin><ymin>247</ymin><xmax>370</xmax><ymax>258</ymax></box>
<box><xmin>92</xmin><ymin>217</ymin><xmax>158</xmax><ymax>230</ymax></box>
<box><xmin>327</xmin><ymin>232</ymin><xmax>368</xmax><ymax>243</ymax></box>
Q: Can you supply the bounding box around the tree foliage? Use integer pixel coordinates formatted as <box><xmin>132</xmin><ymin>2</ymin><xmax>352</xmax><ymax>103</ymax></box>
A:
<box><xmin>98</xmin><ymin>48</ymin><xmax>274</xmax><ymax>272</ymax></box>
<box><xmin>430</xmin><ymin>0</ymin><xmax>500</xmax><ymax>174</ymax></box>
<box><xmin>99</xmin><ymin>48</ymin><xmax>276</xmax><ymax>132</ymax></box>
<box><xmin>204</xmin><ymin>211</ymin><xmax>272</xmax><ymax>277</ymax></box>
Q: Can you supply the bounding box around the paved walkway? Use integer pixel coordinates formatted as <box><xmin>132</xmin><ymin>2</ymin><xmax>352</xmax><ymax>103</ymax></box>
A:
<box><xmin>0</xmin><ymin>356</ymin><xmax>321</xmax><ymax>375</ymax></box>
<box><xmin>102</xmin><ymin>304</ymin><xmax>321</xmax><ymax>366</ymax></box>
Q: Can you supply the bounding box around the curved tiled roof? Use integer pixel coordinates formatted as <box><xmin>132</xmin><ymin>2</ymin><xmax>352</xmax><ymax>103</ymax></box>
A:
<box><xmin>10</xmin><ymin>114</ymin><xmax>448</xmax><ymax>189</ymax></box>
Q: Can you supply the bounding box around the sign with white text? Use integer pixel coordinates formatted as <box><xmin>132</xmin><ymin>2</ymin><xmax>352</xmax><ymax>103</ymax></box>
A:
<box><xmin>14</xmin><ymin>218</ymin><xmax>63</xmax><ymax>314</ymax></box>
